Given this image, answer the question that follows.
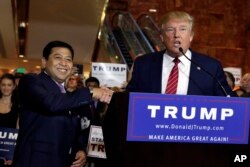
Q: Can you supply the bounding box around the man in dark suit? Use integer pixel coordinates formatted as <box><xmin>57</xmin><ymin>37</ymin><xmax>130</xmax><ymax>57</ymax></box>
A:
<box><xmin>13</xmin><ymin>41</ymin><xmax>113</xmax><ymax>167</ymax></box>
<box><xmin>126</xmin><ymin>11</ymin><xmax>235</xmax><ymax>97</ymax></box>
<box><xmin>108</xmin><ymin>11</ymin><xmax>239</xmax><ymax>167</ymax></box>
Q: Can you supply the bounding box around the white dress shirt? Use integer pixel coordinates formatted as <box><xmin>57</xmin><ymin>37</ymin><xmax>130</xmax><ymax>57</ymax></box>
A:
<box><xmin>161</xmin><ymin>49</ymin><xmax>192</xmax><ymax>95</ymax></box>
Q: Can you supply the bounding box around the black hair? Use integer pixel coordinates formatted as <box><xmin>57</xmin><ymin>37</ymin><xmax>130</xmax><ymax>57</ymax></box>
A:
<box><xmin>42</xmin><ymin>40</ymin><xmax>74</xmax><ymax>60</ymax></box>
<box><xmin>0</xmin><ymin>73</ymin><xmax>15</xmax><ymax>85</ymax></box>
<box><xmin>0</xmin><ymin>73</ymin><xmax>16</xmax><ymax>99</ymax></box>
<box><xmin>224</xmin><ymin>71</ymin><xmax>235</xmax><ymax>85</ymax></box>
<box><xmin>85</xmin><ymin>77</ymin><xmax>100</xmax><ymax>86</ymax></box>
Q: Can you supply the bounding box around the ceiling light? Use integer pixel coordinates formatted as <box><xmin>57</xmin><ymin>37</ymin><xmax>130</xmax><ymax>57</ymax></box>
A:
<box><xmin>19</xmin><ymin>22</ymin><xmax>27</xmax><ymax>28</ymax></box>
<box><xmin>22</xmin><ymin>59</ymin><xmax>28</xmax><ymax>63</ymax></box>
<box><xmin>9</xmin><ymin>69</ymin><xmax>15</xmax><ymax>73</ymax></box>
<box><xmin>19</xmin><ymin>54</ymin><xmax>24</xmax><ymax>58</ymax></box>
<box><xmin>149</xmin><ymin>9</ymin><xmax>157</xmax><ymax>13</ymax></box>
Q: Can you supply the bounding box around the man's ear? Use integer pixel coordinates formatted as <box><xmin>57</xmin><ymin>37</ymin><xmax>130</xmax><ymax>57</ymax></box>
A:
<box><xmin>190</xmin><ymin>31</ymin><xmax>194</xmax><ymax>42</ymax></box>
<box><xmin>41</xmin><ymin>57</ymin><xmax>46</xmax><ymax>68</ymax></box>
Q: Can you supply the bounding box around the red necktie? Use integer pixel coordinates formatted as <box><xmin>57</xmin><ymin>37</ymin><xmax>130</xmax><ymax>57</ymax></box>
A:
<box><xmin>165</xmin><ymin>58</ymin><xmax>180</xmax><ymax>94</ymax></box>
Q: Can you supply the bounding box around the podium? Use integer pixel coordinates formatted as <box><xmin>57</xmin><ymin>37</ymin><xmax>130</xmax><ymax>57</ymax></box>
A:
<box><xmin>102</xmin><ymin>92</ymin><xmax>249</xmax><ymax>167</ymax></box>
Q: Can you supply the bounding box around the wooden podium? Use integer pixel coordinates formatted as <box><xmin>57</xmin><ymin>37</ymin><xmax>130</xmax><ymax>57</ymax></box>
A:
<box><xmin>102</xmin><ymin>92</ymin><xmax>249</xmax><ymax>167</ymax></box>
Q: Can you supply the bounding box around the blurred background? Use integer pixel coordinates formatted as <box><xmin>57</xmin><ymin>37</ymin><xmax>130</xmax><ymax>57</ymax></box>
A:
<box><xmin>0</xmin><ymin>0</ymin><xmax>249</xmax><ymax>79</ymax></box>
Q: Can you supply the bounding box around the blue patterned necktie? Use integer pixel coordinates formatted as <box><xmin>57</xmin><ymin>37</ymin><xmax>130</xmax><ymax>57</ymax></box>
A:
<box><xmin>57</xmin><ymin>83</ymin><xmax>66</xmax><ymax>93</ymax></box>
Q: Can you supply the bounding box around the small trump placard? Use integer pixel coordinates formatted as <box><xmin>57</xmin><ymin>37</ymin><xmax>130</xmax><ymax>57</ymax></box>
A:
<box><xmin>87</xmin><ymin>125</ymin><xmax>106</xmax><ymax>159</ymax></box>
<box><xmin>91</xmin><ymin>62</ymin><xmax>127</xmax><ymax>88</ymax></box>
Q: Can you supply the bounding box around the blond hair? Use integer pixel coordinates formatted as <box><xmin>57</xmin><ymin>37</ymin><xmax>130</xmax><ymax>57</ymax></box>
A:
<box><xmin>160</xmin><ymin>11</ymin><xmax>194</xmax><ymax>31</ymax></box>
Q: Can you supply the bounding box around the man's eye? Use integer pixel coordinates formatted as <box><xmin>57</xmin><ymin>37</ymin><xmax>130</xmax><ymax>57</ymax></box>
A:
<box><xmin>180</xmin><ymin>27</ymin><xmax>187</xmax><ymax>31</ymax></box>
<box><xmin>166</xmin><ymin>28</ymin><xmax>174</xmax><ymax>32</ymax></box>
<box><xmin>66</xmin><ymin>58</ymin><xmax>72</xmax><ymax>62</ymax></box>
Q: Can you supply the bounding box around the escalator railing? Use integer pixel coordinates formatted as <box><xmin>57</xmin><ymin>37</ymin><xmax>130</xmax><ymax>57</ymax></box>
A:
<box><xmin>112</xmin><ymin>12</ymin><xmax>155</xmax><ymax>60</ymax></box>
<box><xmin>112</xmin><ymin>28</ymin><xmax>134</xmax><ymax>68</ymax></box>
<box><xmin>137</xmin><ymin>14</ymin><xmax>166</xmax><ymax>52</ymax></box>
<box><xmin>98</xmin><ymin>16</ymin><xmax>133</xmax><ymax>69</ymax></box>
<box><xmin>97</xmin><ymin>12</ymin><xmax>156</xmax><ymax>70</ymax></box>
<box><xmin>101</xmin><ymin>18</ymin><xmax>124</xmax><ymax>63</ymax></box>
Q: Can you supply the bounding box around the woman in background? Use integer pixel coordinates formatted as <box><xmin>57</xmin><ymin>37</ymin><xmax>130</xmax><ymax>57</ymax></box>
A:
<box><xmin>66</xmin><ymin>75</ymin><xmax>84</xmax><ymax>92</ymax></box>
<box><xmin>0</xmin><ymin>73</ymin><xmax>19</xmax><ymax>166</ymax></box>
<box><xmin>0</xmin><ymin>73</ymin><xmax>19</xmax><ymax>128</ymax></box>
<box><xmin>224</xmin><ymin>71</ymin><xmax>235</xmax><ymax>90</ymax></box>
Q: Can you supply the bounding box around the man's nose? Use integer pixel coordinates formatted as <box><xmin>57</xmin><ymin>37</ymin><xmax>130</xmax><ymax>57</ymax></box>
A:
<box><xmin>59</xmin><ymin>59</ymin><xmax>68</xmax><ymax>65</ymax></box>
<box><xmin>174</xmin><ymin>29</ymin><xmax>180</xmax><ymax>38</ymax></box>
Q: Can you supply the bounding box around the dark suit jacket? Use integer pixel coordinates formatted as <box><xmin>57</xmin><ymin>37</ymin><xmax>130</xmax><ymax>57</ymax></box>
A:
<box><xmin>13</xmin><ymin>72</ymin><xmax>92</xmax><ymax>167</ymax></box>
<box><xmin>126</xmin><ymin>50</ymin><xmax>235</xmax><ymax>96</ymax></box>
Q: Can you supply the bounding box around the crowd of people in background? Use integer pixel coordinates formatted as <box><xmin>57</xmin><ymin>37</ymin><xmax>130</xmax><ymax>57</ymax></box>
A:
<box><xmin>224</xmin><ymin>71</ymin><xmax>250</xmax><ymax>97</ymax></box>
<box><xmin>1</xmin><ymin>62</ymin><xmax>249</xmax><ymax>167</ymax></box>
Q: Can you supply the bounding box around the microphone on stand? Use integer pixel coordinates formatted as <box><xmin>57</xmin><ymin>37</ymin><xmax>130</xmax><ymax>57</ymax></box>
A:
<box><xmin>178</xmin><ymin>47</ymin><xmax>230</xmax><ymax>97</ymax></box>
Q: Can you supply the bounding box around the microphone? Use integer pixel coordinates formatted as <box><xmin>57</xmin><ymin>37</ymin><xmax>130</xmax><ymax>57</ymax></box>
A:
<box><xmin>178</xmin><ymin>47</ymin><xmax>230</xmax><ymax>97</ymax></box>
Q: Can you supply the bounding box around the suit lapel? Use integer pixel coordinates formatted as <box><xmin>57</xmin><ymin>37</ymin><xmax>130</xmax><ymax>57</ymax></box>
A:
<box><xmin>150</xmin><ymin>51</ymin><xmax>164</xmax><ymax>93</ymax></box>
<box><xmin>187</xmin><ymin>52</ymin><xmax>204</xmax><ymax>95</ymax></box>
<box><xmin>39</xmin><ymin>72</ymin><xmax>62</xmax><ymax>93</ymax></box>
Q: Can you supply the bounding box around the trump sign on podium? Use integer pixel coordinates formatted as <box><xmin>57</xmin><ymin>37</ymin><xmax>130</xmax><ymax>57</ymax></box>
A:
<box><xmin>127</xmin><ymin>93</ymin><xmax>250</xmax><ymax>144</ymax></box>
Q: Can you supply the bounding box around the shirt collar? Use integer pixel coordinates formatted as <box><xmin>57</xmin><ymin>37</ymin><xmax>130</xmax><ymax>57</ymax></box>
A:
<box><xmin>163</xmin><ymin>49</ymin><xmax>192</xmax><ymax>66</ymax></box>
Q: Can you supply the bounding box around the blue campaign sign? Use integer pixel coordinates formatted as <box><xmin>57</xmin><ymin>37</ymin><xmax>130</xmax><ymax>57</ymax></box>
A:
<box><xmin>0</xmin><ymin>127</ymin><xmax>18</xmax><ymax>161</ymax></box>
<box><xmin>126</xmin><ymin>93</ymin><xmax>250</xmax><ymax>144</ymax></box>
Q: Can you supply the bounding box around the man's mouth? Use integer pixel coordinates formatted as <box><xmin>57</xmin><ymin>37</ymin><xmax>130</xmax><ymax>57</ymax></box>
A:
<box><xmin>174</xmin><ymin>41</ymin><xmax>181</xmax><ymax>47</ymax></box>
<box><xmin>57</xmin><ymin>68</ymin><xmax>67</xmax><ymax>73</ymax></box>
